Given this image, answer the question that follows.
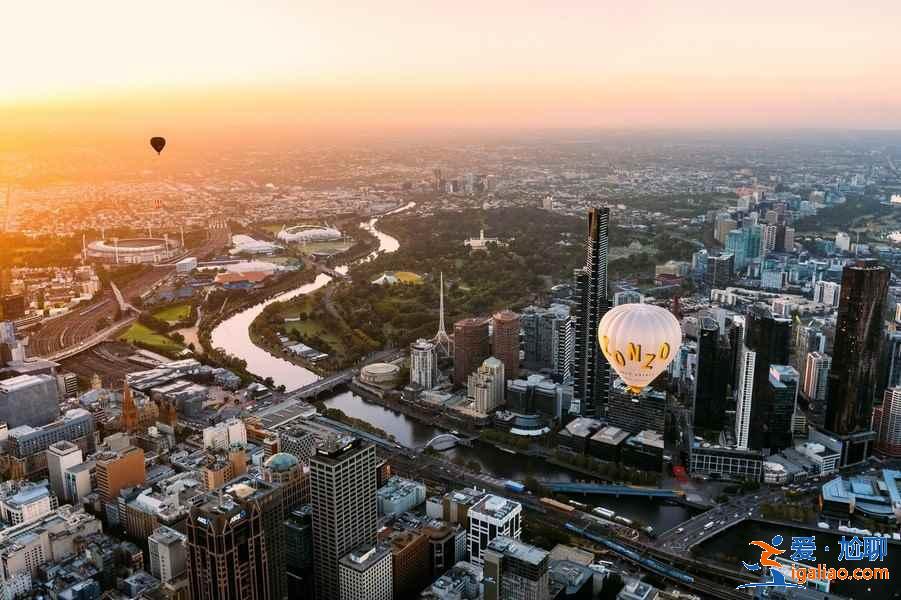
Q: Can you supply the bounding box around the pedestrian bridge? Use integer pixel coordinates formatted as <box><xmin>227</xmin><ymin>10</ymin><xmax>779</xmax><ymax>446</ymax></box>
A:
<box><xmin>422</xmin><ymin>433</ymin><xmax>473</xmax><ymax>451</ymax></box>
<box><xmin>539</xmin><ymin>482</ymin><xmax>684</xmax><ymax>499</ymax></box>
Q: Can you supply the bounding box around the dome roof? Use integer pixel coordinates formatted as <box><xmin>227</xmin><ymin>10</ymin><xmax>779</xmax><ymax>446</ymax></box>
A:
<box><xmin>265</xmin><ymin>452</ymin><xmax>299</xmax><ymax>472</ymax></box>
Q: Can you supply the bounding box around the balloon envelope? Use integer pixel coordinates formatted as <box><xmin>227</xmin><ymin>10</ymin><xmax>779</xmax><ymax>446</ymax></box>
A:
<box><xmin>150</xmin><ymin>137</ymin><xmax>166</xmax><ymax>154</ymax></box>
<box><xmin>597</xmin><ymin>303</ymin><xmax>682</xmax><ymax>393</ymax></box>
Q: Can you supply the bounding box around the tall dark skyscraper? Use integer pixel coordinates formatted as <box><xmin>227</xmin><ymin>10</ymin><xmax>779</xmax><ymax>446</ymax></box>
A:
<box><xmin>186</xmin><ymin>477</ymin><xmax>286</xmax><ymax>600</ymax></box>
<box><xmin>739</xmin><ymin>304</ymin><xmax>792</xmax><ymax>451</ymax></box>
<box><xmin>310</xmin><ymin>437</ymin><xmax>378</xmax><ymax>600</ymax></box>
<box><xmin>453</xmin><ymin>317</ymin><xmax>490</xmax><ymax>385</ymax></box>
<box><xmin>573</xmin><ymin>207</ymin><xmax>611</xmax><ymax>418</ymax></box>
<box><xmin>825</xmin><ymin>260</ymin><xmax>889</xmax><ymax>436</ymax></box>
<box><xmin>693</xmin><ymin>317</ymin><xmax>730</xmax><ymax>431</ymax></box>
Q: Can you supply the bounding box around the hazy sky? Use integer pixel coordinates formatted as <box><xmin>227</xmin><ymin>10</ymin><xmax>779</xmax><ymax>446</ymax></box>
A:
<box><xmin>4</xmin><ymin>0</ymin><xmax>901</xmax><ymax>133</ymax></box>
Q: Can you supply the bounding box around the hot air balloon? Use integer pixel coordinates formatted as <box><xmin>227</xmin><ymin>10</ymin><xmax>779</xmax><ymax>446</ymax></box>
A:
<box><xmin>150</xmin><ymin>137</ymin><xmax>166</xmax><ymax>155</ymax></box>
<box><xmin>597</xmin><ymin>303</ymin><xmax>682</xmax><ymax>394</ymax></box>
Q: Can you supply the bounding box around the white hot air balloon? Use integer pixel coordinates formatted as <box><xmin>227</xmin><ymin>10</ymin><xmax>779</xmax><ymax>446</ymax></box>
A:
<box><xmin>597</xmin><ymin>303</ymin><xmax>683</xmax><ymax>394</ymax></box>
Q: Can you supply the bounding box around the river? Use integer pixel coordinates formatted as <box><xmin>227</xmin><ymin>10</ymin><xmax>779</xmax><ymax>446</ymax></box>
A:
<box><xmin>208</xmin><ymin>202</ymin><xmax>696</xmax><ymax>531</ymax></box>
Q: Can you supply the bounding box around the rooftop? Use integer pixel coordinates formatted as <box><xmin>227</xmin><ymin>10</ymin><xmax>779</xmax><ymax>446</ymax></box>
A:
<box><xmin>486</xmin><ymin>536</ymin><xmax>547</xmax><ymax>566</ymax></box>
<box><xmin>470</xmin><ymin>494</ymin><xmax>521</xmax><ymax>521</ymax></box>
<box><xmin>339</xmin><ymin>542</ymin><xmax>391</xmax><ymax>573</ymax></box>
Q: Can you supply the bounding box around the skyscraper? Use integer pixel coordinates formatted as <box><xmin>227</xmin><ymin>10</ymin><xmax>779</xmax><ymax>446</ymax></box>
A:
<box><xmin>825</xmin><ymin>260</ymin><xmax>889</xmax><ymax>436</ymax></box>
<box><xmin>467</xmin><ymin>357</ymin><xmax>505</xmax><ymax>414</ymax></box>
<box><xmin>410</xmin><ymin>338</ymin><xmax>438</xmax><ymax>390</ymax></box>
<box><xmin>693</xmin><ymin>317</ymin><xmax>730</xmax><ymax>431</ymax></box>
<box><xmin>491</xmin><ymin>310</ymin><xmax>521</xmax><ymax>380</ymax></box>
<box><xmin>453</xmin><ymin>318</ymin><xmax>490</xmax><ymax>386</ymax></box>
<box><xmin>311</xmin><ymin>438</ymin><xmax>378</xmax><ymax>600</ymax></box>
<box><xmin>802</xmin><ymin>351</ymin><xmax>831</xmax><ymax>426</ymax></box>
<box><xmin>873</xmin><ymin>388</ymin><xmax>901</xmax><ymax>457</ymax></box>
<box><xmin>705</xmin><ymin>253</ymin><xmax>734</xmax><ymax>288</ymax></box>
<box><xmin>573</xmin><ymin>207</ymin><xmax>611</xmax><ymax>418</ymax></box>
<box><xmin>726</xmin><ymin>229</ymin><xmax>748</xmax><ymax>271</ymax></box>
<box><xmin>520</xmin><ymin>305</ymin><xmax>572</xmax><ymax>381</ymax></box>
<box><xmin>734</xmin><ymin>304</ymin><xmax>792</xmax><ymax>451</ymax></box>
<box><xmin>186</xmin><ymin>477</ymin><xmax>286</xmax><ymax>600</ymax></box>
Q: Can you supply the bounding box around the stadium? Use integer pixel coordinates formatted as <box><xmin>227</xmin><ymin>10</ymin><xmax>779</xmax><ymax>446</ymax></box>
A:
<box><xmin>276</xmin><ymin>225</ymin><xmax>342</xmax><ymax>243</ymax></box>
<box><xmin>84</xmin><ymin>237</ymin><xmax>182</xmax><ymax>264</ymax></box>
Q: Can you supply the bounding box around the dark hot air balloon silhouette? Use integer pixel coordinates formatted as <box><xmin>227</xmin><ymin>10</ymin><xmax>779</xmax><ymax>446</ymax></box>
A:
<box><xmin>150</xmin><ymin>137</ymin><xmax>166</xmax><ymax>155</ymax></box>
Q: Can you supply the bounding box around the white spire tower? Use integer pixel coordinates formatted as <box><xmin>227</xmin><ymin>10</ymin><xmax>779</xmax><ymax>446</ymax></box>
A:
<box><xmin>433</xmin><ymin>272</ymin><xmax>452</xmax><ymax>356</ymax></box>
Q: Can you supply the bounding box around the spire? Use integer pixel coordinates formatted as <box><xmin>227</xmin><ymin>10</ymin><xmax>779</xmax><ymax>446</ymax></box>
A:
<box><xmin>432</xmin><ymin>272</ymin><xmax>452</xmax><ymax>356</ymax></box>
<box><xmin>121</xmin><ymin>382</ymin><xmax>138</xmax><ymax>433</ymax></box>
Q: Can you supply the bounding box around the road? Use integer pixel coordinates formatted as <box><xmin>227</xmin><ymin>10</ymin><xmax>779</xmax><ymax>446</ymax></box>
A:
<box><xmin>657</xmin><ymin>488</ymin><xmax>786</xmax><ymax>553</ymax></box>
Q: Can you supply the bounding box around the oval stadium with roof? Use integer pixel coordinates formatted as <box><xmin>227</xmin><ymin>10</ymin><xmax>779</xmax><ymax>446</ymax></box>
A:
<box><xmin>276</xmin><ymin>225</ymin><xmax>342</xmax><ymax>243</ymax></box>
<box><xmin>84</xmin><ymin>237</ymin><xmax>181</xmax><ymax>264</ymax></box>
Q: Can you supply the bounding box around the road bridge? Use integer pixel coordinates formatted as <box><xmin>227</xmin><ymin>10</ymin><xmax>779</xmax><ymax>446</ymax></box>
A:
<box><xmin>283</xmin><ymin>371</ymin><xmax>353</xmax><ymax>400</ymax></box>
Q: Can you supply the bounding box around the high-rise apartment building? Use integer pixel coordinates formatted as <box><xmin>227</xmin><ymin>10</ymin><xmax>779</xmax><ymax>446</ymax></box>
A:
<box><xmin>186</xmin><ymin>477</ymin><xmax>286</xmax><ymax>600</ymax></box>
<box><xmin>467</xmin><ymin>357</ymin><xmax>505</xmax><ymax>414</ymax></box>
<box><xmin>483</xmin><ymin>536</ymin><xmax>550</xmax><ymax>600</ymax></box>
<box><xmin>491</xmin><ymin>310</ymin><xmax>521</xmax><ymax>380</ymax></box>
<box><xmin>311</xmin><ymin>438</ymin><xmax>378</xmax><ymax>600</ymax></box>
<box><xmin>814</xmin><ymin>281</ymin><xmax>841</xmax><ymax>307</ymax></box>
<box><xmin>573</xmin><ymin>207</ymin><xmax>611</xmax><ymax>418</ymax></box>
<box><xmin>879</xmin><ymin>330</ymin><xmax>901</xmax><ymax>398</ymax></box>
<box><xmin>825</xmin><ymin>260</ymin><xmax>889</xmax><ymax>440</ymax></box>
<box><xmin>453</xmin><ymin>318</ymin><xmax>490</xmax><ymax>386</ymax></box>
<box><xmin>521</xmin><ymin>305</ymin><xmax>572</xmax><ymax>381</ymax></box>
<box><xmin>802</xmin><ymin>352</ymin><xmax>831</xmax><ymax>425</ymax></box>
<box><xmin>410</xmin><ymin>338</ymin><xmax>438</xmax><ymax>390</ymax></box>
<box><xmin>873</xmin><ymin>388</ymin><xmax>901</xmax><ymax>457</ymax></box>
<box><xmin>705</xmin><ymin>253</ymin><xmax>734</xmax><ymax>288</ymax></box>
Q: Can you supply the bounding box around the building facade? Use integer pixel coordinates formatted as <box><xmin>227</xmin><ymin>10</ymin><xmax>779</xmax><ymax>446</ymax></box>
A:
<box><xmin>492</xmin><ymin>310</ymin><xmax>521</xmax><ymax>380</ymax></box>
<box><xmin>572</xmin><ymin>207</ymin><xmax>611</xmax><ymax>418</ymax></box>
<box><xmin>310</xmin><ymin>438</ymin><xmax>378</xmax><ymax>600</ymax></box>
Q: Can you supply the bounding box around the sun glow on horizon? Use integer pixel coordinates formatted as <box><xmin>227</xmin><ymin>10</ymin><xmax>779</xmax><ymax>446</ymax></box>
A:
<box><xmin>4</xmin><ymin>0</ymin><xmax>901</xmax><ymax>132</ymax></box>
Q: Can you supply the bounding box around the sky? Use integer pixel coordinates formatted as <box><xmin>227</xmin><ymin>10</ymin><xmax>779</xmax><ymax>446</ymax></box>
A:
<box><xmin>3</xmin><ymin>0</ymin><xmax>901</xmax><ymax>138</ymax></box>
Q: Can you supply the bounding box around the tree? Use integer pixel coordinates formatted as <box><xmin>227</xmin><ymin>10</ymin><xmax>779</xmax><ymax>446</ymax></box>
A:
<box><xmin>466</xmin><ymin>460</ymin><xmax>482</xmax><ymax>474</ymax></box>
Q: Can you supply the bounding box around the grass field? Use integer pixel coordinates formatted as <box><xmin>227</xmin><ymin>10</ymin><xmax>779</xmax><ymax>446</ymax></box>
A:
<box><xmin>152</xmin><ymin>303</ymin><xmax>192</xmax><ymax>323</ymax></box>
<box><xmin>119</xmin><ymin>323</ymin><xmax>184</xmax><ymax>353</ymax></box>
<box><xmin>393</xmin><ymin>271</ymin><xmax>423</xmax><ymax>284</ymax></box>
